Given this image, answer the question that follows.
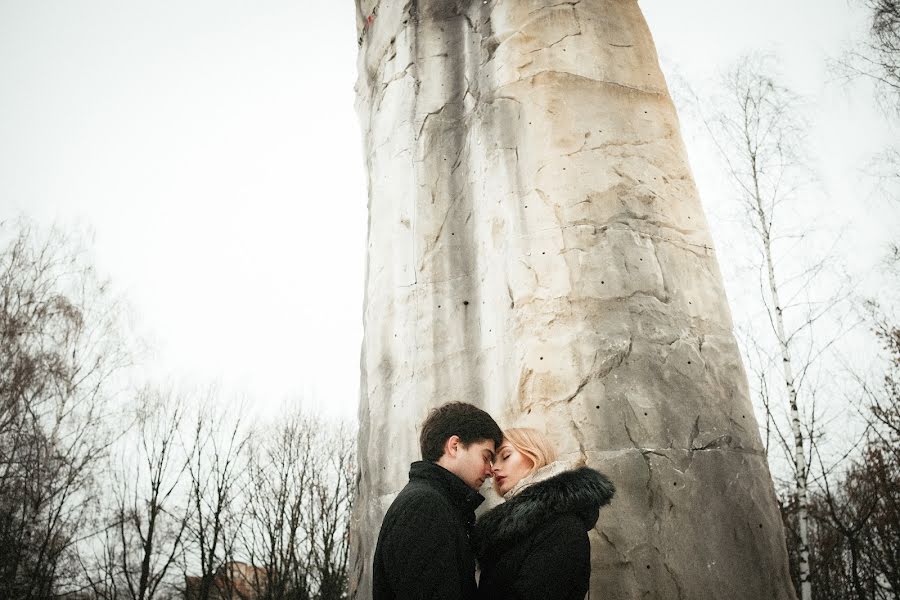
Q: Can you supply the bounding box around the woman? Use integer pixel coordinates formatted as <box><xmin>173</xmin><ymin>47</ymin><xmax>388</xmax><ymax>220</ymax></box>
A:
<box><xmin>474</xmin><ymin>428</ymin><xmax>615</xmax><ymax>600</ymax></box>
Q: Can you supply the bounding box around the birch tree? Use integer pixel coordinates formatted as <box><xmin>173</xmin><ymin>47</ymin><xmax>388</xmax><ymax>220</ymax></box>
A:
<box><xmin>695</xmin><ymin>57</ymin><xmax>857</xmax><ymax>600</ymax></box>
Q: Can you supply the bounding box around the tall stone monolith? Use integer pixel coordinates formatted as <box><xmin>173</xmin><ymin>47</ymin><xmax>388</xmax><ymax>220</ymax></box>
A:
<box><xmin>350</xmin><ymin>1</ymin><xmax>797</xmax><ymax>598</ymax></box>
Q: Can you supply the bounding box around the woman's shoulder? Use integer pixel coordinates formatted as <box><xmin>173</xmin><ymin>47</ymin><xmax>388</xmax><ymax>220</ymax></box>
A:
<box><xmin>532</xmin><ymin>511</ymin><xmax>588</xmax><ymax>539</ymax></box>
<box><xmin>474</xmin><ymin>465</ymin><xmax>614</xmax><ymax>558</ymax></box>
<box><xmin>517</xmin><ymin>466</ymin><xmax>615</xmax><ymax>511</ymax></box>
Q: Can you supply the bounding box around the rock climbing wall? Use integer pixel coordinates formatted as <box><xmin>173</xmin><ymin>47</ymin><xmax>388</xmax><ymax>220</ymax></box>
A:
<box><xmin>350</xmin><ymin>1</ymin><xmax>797</xmax><ymax>598</ymax></box>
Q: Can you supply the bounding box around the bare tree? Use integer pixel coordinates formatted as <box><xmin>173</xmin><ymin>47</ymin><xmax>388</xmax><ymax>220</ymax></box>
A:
<box><xmin>852</xmin><ymin>447</ymin><xmax>900</xmax><ymax>598</ymax></box>
<box><xmin>800</xmin><ymin>335</ymin><xmax>900</xmax><ymax>599</ymax></box>
<box><xmin>778</xmin><ymin>284</ymin><xmax>900</xmax><ymax>600</ymax></box>
<box><xmin>242</xmin><ymin>411</ymin><xmax>316</xmax><ymax>600</ymax></box>
<box><xmin>867</xmin><ymin>315</ymin><xmax>900</xmax><ymax>452</ymax></box>
<box><xmin>304</xmin><ymin>422</ymin><xmax>355</xmax><ymax>600</ymax></box>
<box><xmin>840</xmin><ymin>0</ymin><xmax>900</xmax><ymax>114</ymax></box>
<box><xmin>811</xmin><ymin>445</ymin><xmax>882</xmax><ymax>599</ymax></box>
<box><xmin>0</xmin><ymin>219</ymin><xmax>359</xmax><ymax>600</ymax></box>
<box><xmin>692</xmin><ymin>56</ymin><xmax>860</xmax><ymax>600</ymax></box>
<box><xmin>82</xmin><ymin>528</ymin><xmax>126</xmax><ymax>600</ymax></box>
<box><xmin>83</xmin><ymin>386</ymin><xmax>191</xmax><ymax>600</ymax></box>
<box><xmin>854</xmin><ymin>316</ymin><xmax>900</xmax><ymax>597</ymax></box>
<box><xmin>0</xmin><ymin>220</ymin><xmax>130</xmax><ymax>599</ymax></box>
<box><xmin>836</xmin><ymin>0</ymin><xmax>900</xmax><ymax>202</ymax></box>
<box><xmin>241</xmin><ymin>410</ymin><xmax>356</xmax><ymax>600</ymax></box>
<box><xmin>183</xmin><ymin>399</ymin><xmax>250</xmax><ymax>600</ymax></box>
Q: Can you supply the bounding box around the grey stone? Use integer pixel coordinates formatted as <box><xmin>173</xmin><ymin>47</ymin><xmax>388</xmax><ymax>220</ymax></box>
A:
<box><xmin>351</xmin><ymin>1</ymin><xmax>797</xmax><ymax>598</ymax></box>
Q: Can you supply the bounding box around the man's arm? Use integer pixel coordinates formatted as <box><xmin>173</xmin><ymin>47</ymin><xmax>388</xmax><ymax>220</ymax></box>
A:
<box><xmin>380</xmin><ymin>500</ymin><xmax>465</xmax><ymax>600</ymax></box>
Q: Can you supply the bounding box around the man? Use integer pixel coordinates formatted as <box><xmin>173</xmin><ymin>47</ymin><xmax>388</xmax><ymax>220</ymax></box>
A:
<box><xmin>373</xmin><ymin>402</ymin><xmax>503</xmax><ymax>600</ymax></box>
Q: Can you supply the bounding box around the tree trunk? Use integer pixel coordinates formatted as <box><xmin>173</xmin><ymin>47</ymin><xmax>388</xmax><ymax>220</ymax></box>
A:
<box><xmin>848</xmin><ymin>539</ymin><xmax>866</xmax><ymax>600</ymax></box>
<box><xmin>350</xmin><ymin>1</ymin><xmax>797</xmax><ymax>598</ymax></box>
<box><xmin>757</xmin><ymin>191</ymin><xmax>812</xmax><ymax>600</ymax></box>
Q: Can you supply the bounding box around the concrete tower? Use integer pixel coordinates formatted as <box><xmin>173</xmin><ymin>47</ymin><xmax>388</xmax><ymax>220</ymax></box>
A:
<box><xmin>351</xmin><ymin>1</ymin><xmax>796</xmax><ymax>598</ymax></box>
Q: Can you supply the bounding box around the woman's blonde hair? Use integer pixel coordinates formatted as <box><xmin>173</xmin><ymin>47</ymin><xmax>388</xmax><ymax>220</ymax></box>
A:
<box><xmin>501</xmin><ymin>427</ymin><xmax>557</xmax><ymax>476</ymax></box>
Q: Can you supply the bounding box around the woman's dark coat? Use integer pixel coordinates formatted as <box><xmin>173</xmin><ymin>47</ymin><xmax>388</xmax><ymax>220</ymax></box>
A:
<box><xmin>473</xmin><ymin>467</ymin><xmax>615</xmax><ymax>600</ymax></box>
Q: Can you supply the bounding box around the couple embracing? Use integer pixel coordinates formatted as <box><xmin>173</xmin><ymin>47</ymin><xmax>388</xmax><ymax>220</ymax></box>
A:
<box><xmin>373</xmin><ymin>402</ymin><xmax>615</xmax><ymax>600</ymax></box>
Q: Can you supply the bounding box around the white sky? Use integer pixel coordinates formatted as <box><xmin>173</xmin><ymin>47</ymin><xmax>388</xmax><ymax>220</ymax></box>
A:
<box><xmin>1</xmin><ymin>1</ymin><xmax>896</xmax><ymax>424</ymax></box>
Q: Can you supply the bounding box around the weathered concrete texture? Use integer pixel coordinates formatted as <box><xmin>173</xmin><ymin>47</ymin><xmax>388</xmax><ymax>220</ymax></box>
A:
<box><xmin>351</xmin><ymin>1</ymin><xmax>796</xmax><ymax>598</ymax></box>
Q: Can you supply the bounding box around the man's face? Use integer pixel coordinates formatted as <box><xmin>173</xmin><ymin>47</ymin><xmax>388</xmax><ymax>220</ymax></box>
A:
<box><xmin>444</xmin><ymin>438</ymin><xmax>496</xmax><ymax>491</ymax></box>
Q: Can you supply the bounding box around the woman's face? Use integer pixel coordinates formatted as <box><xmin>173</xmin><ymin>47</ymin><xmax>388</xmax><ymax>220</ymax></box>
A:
<box><xmin>492</xmin><ymin>441</ymin><xmax>534</xmax><ymax>495</ymax></box>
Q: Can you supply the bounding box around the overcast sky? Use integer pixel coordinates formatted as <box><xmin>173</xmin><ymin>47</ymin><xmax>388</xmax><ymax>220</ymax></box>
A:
<box><xmin>1</xmin><ymin>1</ymin><xmax>896</xmax><ymax>423</ymax></box>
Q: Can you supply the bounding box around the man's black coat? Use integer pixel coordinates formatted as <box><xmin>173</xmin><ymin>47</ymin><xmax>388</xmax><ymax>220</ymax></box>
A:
<box><xmin>373</xmin><ymin>460</ymin><xmax>485</xmax><ymax>600</ymax></box>
<box><xmin>473</xmin><ymin>467</ymin><xmax>615</xmax><ymax>600</ymax></box>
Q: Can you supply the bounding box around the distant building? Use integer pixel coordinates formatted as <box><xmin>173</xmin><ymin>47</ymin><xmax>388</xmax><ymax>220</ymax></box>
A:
<box><xmin>184</xmin><ymin>561</ymin><xmax>267</xmax><ymax>600</ymax></box>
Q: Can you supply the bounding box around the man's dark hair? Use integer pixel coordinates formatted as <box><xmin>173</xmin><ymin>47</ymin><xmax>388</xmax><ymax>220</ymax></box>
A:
<box><xmin>419</xmin><ymin>402</ymin><xmax>503</xmax><ymax>462</ymax></box>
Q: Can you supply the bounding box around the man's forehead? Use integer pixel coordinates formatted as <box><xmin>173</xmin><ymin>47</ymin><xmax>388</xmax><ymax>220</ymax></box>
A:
<box><xmin>471</xmin><ymin>439</ymin><xmax>496</xmax><ymax>453</ymax></box>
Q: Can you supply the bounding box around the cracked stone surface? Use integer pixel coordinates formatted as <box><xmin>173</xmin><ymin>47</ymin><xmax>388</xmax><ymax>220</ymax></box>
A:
<box><xmin>350</xmin><ymin>1</ymin><xmax>796</xmax><ymax>598</ymax></box>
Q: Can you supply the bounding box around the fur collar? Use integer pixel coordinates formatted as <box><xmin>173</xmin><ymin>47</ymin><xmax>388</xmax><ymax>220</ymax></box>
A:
<box><xmin>502</xmin><ymin>459</ymin><xmax>579</xmax><ymax>499</ymax></box>
<box><xmin>474</xmin><ymin>466</ymin><xmax>615</xmax><ymax>560</ymax></box>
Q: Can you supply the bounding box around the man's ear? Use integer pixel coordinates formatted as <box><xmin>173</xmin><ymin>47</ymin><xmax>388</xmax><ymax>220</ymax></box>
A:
<box><xmin>444</xmin><ymin>435</ymin><xmax>461</xmax><ymax>458</ymax></box>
